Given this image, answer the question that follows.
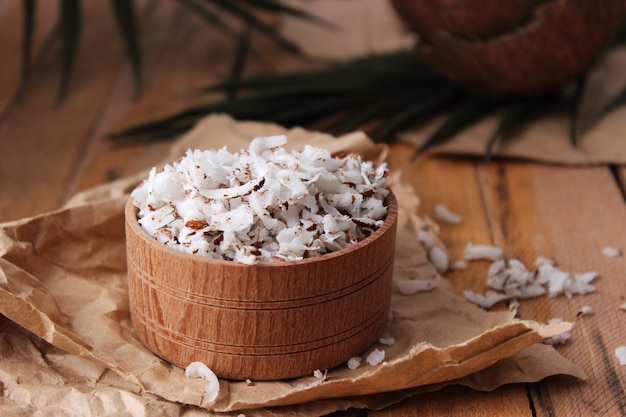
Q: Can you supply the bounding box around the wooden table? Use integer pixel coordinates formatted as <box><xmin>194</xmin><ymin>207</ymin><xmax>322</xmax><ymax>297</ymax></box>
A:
<box><xmin>1</xmin><ymin>1</ymin><xmax>625</xmax><ymax>416</ymax></box>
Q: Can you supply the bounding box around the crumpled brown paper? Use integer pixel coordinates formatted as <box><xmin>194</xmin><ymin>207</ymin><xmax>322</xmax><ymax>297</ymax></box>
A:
<box><xmin>0</xmin><ymin>115</ymin><xmax>585</xmax><ymax>416</ymax></box>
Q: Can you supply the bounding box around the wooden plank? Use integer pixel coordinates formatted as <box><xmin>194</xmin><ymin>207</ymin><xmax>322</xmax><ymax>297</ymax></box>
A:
<box><xmin>370</xmin><ymin>145</ymin><xmax>533</xmax><ymax>416</ymax></box>
<box><xmin>0</xmin><ymin>1</ymin><xmax>136</xmax><ymax>222</ymax></box>
<box><xmin>477</xmin><ymin>162</ymin><xmax>626</xmax><ymax>416</ymax></box>
<box><xmin>369</xmin><ymin>385</ymin><xmax>532</xmax><ymax>417</ymax></box>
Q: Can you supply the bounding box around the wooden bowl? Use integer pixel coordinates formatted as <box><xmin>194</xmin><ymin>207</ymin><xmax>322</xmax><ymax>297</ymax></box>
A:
<box><xmin>125</xmin><ymin>192</ymin><xmax>398</xmax><ymax>380</ymax></box>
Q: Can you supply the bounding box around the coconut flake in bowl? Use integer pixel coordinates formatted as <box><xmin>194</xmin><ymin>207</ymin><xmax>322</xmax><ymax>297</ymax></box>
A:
<box><xmin>131</xmin><ymin>135</ymin><xmax>390</xmax><ymax>265</ymax></box>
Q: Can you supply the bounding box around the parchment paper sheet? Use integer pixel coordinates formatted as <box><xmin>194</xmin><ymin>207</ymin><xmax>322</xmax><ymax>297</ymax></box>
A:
<box><xmin>0</xmin><ymin>115</ymin><xmax>585</xmax><ymax>416</ymax></box>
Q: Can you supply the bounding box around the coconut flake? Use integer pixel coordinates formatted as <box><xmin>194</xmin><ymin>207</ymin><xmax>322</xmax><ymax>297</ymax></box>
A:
<box><xmin>347</xmin><ymin>356</ymin><xmax>362</xmax><ymax>370</ymax></box>
<box><xmin>366</xmin><ymin>349</ymin><xmax>385</xmax><ymax>366</ymax></box>
<box><xmin>543</xmin><ymin>318</ymin><xmax>571</xmax><ymax>345</ymax></box>
<box><xmin>464</xmin><ymin>290</ymin><xmax>510</xmax><ymax>309</ymax></box>
<box><xmin>620</xmin><ymin>302</ymin><xmax>626</xmax><ymax>311</ymax></box>
<box><xmin>616</xmin><ymin>346</ymin><xmax>626</xmax><ymax>365</ymax></box>
<box><xmin>577</xmin><ymin>305</ymin><xmax>594</xmax><ymax>317</ymax></box>
<box><xmin>428</xmin><ymin>246</ymin><xmax>449</xmax><ymax>273</ymax></box>
<box><xmin>451</xmin><ymin>260</ymin><xmax>467</xmax><ymax>270</ymax></box>
<box><xmin>602</xmin><ymin>246</ymin><xmax>622</xmax><ymax>257</ymax></box>
<box><xmin>434</xmin><ymin>203</ymin><xmax>461</xmax><ymax>224</ymax></box>
<box><xmin>379</xmin><ymin>336</ymin><xmax>395</xmax><ymax>346</ymax></box>
<box><xmin>185</xmin><ymin>362</ymin><xmax>220</xmax><ymax>406</ymax></box>
<box><xmin>464</xmin><ymin>242</ymin><xmax>504</xmax><ymax>261</ymax></box>
<box><xmin>132</xmin><ymin>137</ymin><xmax>389</xmax><ymax>264</ymax></box>
<box><xmin>308</xmin><ymin>369</ymin><xmax>328</xmax><ymax>386</ymax></box>
<box><xmin>396</xmin><ymin>275</ymin><xmax>441</xmax><ymax>295</ymax></box>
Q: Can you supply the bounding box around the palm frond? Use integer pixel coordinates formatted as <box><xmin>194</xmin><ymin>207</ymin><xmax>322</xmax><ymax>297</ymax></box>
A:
<box><xmin>485</xmin><ymin>95</ymin><xmax>551</xmax><ymax>160</ymax></box>
<box><xmin>21</xmin><ymin>0</ymin><xmax>36</xmax><ymax>88</ymax></box>
<box><xmin>59</xmin><ymin>0</ymin><xmax>81</xmax><ymax>103</ymax></box>
<box><xmin>414</xmin><ymin>97</ymin><xmax>497</xmax><ymax>158</ymax></box>
<box><xmin>111</xmin><ymin>0</ymin><xmax>142</xmax><ymax>96</ymax></box>
<box><xmin>568</xmin><ymin>75</ymin><xmax>587</xmax><ymax>147</ymax></box>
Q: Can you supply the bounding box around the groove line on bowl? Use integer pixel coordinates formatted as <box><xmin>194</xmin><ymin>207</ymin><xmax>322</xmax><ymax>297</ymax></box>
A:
<box><xmin>127</xmin><ymin>254</ymin><xmax>393</xmax><ymax>309</ymax></box>
<box><xmin>130</xmin><ymin>302</ymin><xmax>388</xmax><ymax>355</ymax></box>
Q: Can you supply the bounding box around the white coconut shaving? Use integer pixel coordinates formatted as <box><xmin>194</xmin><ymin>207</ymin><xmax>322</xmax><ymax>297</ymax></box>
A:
<box><xmin>396</xmin><ymin>275</ymin><xmax>442</xmax><ymax>295</ymax></box>
<box><xmin>428</xmin><ymin>246</ymin><xmax>449</xmax><ymax>273</ymax></box>
<box><xmin>434</xmin><ymin>203</ymin><xmax>461</xmax><ymax>224</ymax></box>
<box><xmin>451</xmin><ymin>260</ymin><xmax>467</xmax><ymax>270</ymax></box>
<box><xmin>184</xmin><ymin>362</ymin><xmax>220</xmax><ymax>406</ymax></box>
<box><xmin>132</xmin><ymin>136</ymin><xmax>389</xmax><ymax>264</ymax></box>
<box><xmin>602</xmin><ymin>246</ymin><xmax>622</xmax><ymax>257</ymax></box>
<box><xmin>308</xmin><ymin>369</ymin><xmax>328</xmax><ymax>386</ymax></box>
<box><xmin>379</xmin><ymin>336</ymin><xmax>395</xmax><ymax>346</ymax></box>
<box><xmin>543</xmin><ymin>318</ymin><xmax>571</xmax><ymax>345</ymax></box>
<box><xmin>366</xmin><ymin>349</ymin><xmax>386</xmax><ymax>366</ymax></box>
<box><xmin>620</xmin><ymin>302</ymin><xmax>626</xmax><ymax>311</ymax></box>
<box><xmin>347</xmin><ymin>356</ymin><xmax>362</xmax><ymax>370</ymax></box>
<box><xmin>464</xmin><ymin>242</ymin><xmax>504</xmax><ymax>261</ymax></box>
<box><xmin>616</xmin><ymin>346</ymin><xmax>626</xmax><ymax>365</ymax></box>
<box><xmin>576</xmin><ymin>305</ymin><xmax>594</xmax><ymax>317</ymax></box>
<box><xmin>463</xmin><ymin>253</ymin><xmax>599</xmax><ymax>309</ymax></box>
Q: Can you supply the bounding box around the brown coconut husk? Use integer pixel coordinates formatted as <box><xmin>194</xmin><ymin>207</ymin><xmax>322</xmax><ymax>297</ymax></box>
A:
<box><xmin>390</xmin><ymin>0</ymin><xmax>625</xmax><ymax>98</ymax></box>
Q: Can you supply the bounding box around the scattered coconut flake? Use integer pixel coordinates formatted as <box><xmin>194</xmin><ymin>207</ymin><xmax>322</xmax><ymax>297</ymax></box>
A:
<box><xmin>379</xmin><ymin>336</ymin><xmax>395</xmax><ymax>346</ymax></box>
<box><xmin>132</xmin><ymin>136</ymin><xmax>389</xmax><ymax>265</ymax></box>
<box><xmin>535</xmin><ymin>256</ymin><xmax>555</xmax><ymax>268</ymax></box>
<box><xmin>543</xmin><ymin>318</ymin><xmax>571</xmax><ymax>345</ymax></box>
<box><xmin>548</xmin><ymin>270</ymin><xmax>570</xmax><ymax>298</ymax></box>
<box><xmin>417</xmin><ymin>230</ymin><xmax>436</xmax><ymax>249</ymax></box>
<box><xmin>245</xmin><ymin>379</ymin><xmax>253</xmax><ymax>386</ymax></box>
<box><xmin>396</xmin><ymin>275</ymin><xmax>441</xmax><ymax>295</ymax></box>
<box><xmin>185</xmin><ymin>362</ymin><xmax>220</xmax><ymax>406</ymax></box>
<box><xmin>434</xmin><ymin>203</ymin><xmax>461</xmax><ymax>224</ymax></box>
<box><xmin>464</xmin><ymin>290</ymin><xmax>510</xmax><ymax>309</ymax></box>
<box><xmin>366</xmin><ymin>349</ymin><xmax>385</xmax><ymax>366</ymax></box>
<box><xmin>577</xmin><ymin>305</ymin><xmax>594</xmax><ymax>317</ymax></box>
<box><xmin>602</xmin><ymin>246</ymin><xmax>622</xmax><ymax>257</ymax></box>
<box><xmin>620</xmin><ymin>302</ymin><xmax>626</xmax><ymax>311</ymax></box>
<box><xmin>616</xmin><ymin>346</ymin><xmax>626</xmax><ymax>365</ymax></box>
<box><xmin>451</xmin><ymin>260</ymin><xmax>467</xmax><ymax>270</ymax></box>
<box><xmin>347</xmin><ymin>356</ymin><xmax>362</xmax><ymax>370</ymax></box>
<box><xmin>308</xmin><ymin>369</ymin><xmax>328</xmax><ymax>387</ymax></box>
<box><xmin>428</xmin><ymin>246</ymin><xmax>449</xmax><ymax>273</ymax></box>
<box><xmin>464</xmin><ymin>242</ymin><xmax>504</xmax><ymax>261</ymax></box>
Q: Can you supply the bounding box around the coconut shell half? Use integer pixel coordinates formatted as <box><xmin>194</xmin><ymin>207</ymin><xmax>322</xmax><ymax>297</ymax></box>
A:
<box><xmin>391</xmin><ymin>0</ymin><xmax>625</xmax><ymax>97</ymax></box>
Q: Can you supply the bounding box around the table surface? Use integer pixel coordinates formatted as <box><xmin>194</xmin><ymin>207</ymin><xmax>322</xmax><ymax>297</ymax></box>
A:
<box><xmin>1</xmin><ymin>1</ymin><xmax>625</xmax><ymax>416</ymax></box>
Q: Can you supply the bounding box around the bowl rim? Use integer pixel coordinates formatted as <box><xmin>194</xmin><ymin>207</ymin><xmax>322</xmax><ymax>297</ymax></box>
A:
<box><xmin>125</xmin><ymin>190</ymin><xmax>398</xmax><ymax>268</ymax></box>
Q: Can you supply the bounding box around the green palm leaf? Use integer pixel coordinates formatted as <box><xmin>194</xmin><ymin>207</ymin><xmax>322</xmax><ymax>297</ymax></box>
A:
<box><xmin>58</xmin><ymin>0</ymin><xmax>81</xmax><ymax>103</ymax></box>
<box><xmin>21</xmin><ymin>0</ymin><xmax>36</xmax><ymax>89</ymax></box>
<box><xmin>111</xmin><ymin>0</ymin><xmax>142</xmax><ymax>96</ymax></box>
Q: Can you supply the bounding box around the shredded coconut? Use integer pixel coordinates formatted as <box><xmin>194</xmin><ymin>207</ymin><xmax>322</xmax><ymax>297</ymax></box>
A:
<box><xmin>620</xmin><ymin>302</ymin><xmax>626</xmax><ymax>311</ymax></box>
<box><xmin>396</xmin><ymin>275</ymin><xmax>441</xmax><ymax>295</ymax></box>
<box><xmin>462</xmin><ymin>254</ymin><xmax>599</xmax><ymax>310</ymax></box>
<box><xmin>434</xmin><ymin>203</ymin><xmax>461</xmax><ymax>224</ymax></box>
<box><xmin>602</xmin><ymin>246</ymin><xmax>622</xmax><ymax>257</ymax></box>
<box><xmin>347</xmin><ymin>356</ymin><xmax>362</xmax><ymax>370</ymax></box>
<box><xmin>464</xmin><ymin>242</ymin><xmax>504</xmax><ymax>261</ymax></box>
<box><xmin>428</xmin><ymin>246</ymin><xmax>449</xmax><ymax>273</ymax></box>
<box><xmin>577</xmin><ymin>305</ymin><xmax>594</xmax><ymax>317</ymax></box>
<box><xmin>616</xmin><ymin>346</ymin><xmax>626</xmax><ymax>365</ymax></box>
<box><xmin>185</xmin><ymin>362</ymin><xmax>220</xmax><ymax>406</ymax></box>
<box><xmin>132</xmin><ymin>136</ymin><xmax>389</xmax><ymax>264</ymax></box>
<box><xmin>366</xmin><ymin>349</ymin><xmax>386</xmax><ymax>366</ymax></box>
<box><xmin>451</xmin><ymin>260</ymin><xmax>467</xmax><ymax>270</ymax></box>
<box><xmin>543</xmin><ymin>318</ymin><xmax>571</xmax><ymax>345</ymax></box>
<box><xmin>379</xmin><ymin>336</ymin><xmax>395</xmax><ymax>346</ymax></box>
